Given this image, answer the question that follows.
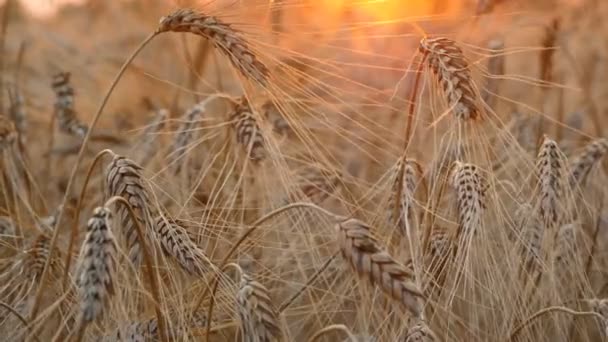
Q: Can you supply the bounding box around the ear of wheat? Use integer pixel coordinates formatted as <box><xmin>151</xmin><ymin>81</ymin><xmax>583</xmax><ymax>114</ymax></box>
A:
<box><xmin>403</xmin><ymin>320</ymin><xmax>438</xmax><ymax>342</ymax></box>
<box><xmin>105</xmin><ymin>154</ymin><xmax>153</xmax><ymax>266</ymax></box>
<box><xmin>290</xmin><ymin>164</ymin><xmax>341</xmax><ymax>204</ymax></box>
<box><xmin>553</xmin><ymin>222</ymin><xmax>578</xmax><ymax>272</ymax></box>
<box><xmin>75</xmin><ymin>207</ymin><xmax>117</xmax><ymax>324</ymax></box>
<box><xmin>536</xmin><ymin>136</ymin><xmax>566</xmax><ymax>230</ymax></box>
<box><xmin>569</xmin><ymin>138</ymin><xmax>608</xmax><ymax>187</ymax></box>
<box><xmin>25</xmin><ymin>234</ymin><xmax>54</xmax><ymax>280</ymax></box>
<box><xmin>168</xmin><ymin>101</ymin><xmax>205</xmax><ymax>172</ymax></box>
<box><xmin>236</xmin><ymin>272</ymin><xmax>282</xmax><ymax>342</ymax></box>
<box><xmin>262</xmin><ymin>100</ymin><xmax>290</xmax><ymax>136</ymax></box>
<box><xmin>450</xmin><ymin>162</ymin><xmax>486</xmax><ymax>240</ymax></box>
<box><xmin>0</xmin><ymin>216</ymin><xmax>15</xmax><ymax>237</ymax></box>
<box><xmin>336</xmin><ymin>218</ymin><xmax>424</xmax><ymax>317</ymax></box>
<box><xmin>0</xmin><ymin>115</ymin><xmax>16</xmax><ymax>150</ymax></box>
<box><xmin>157</xmin><ymin>9</ymin><xmax>269</xmax><ymax>85</ymax></box>
<box><xmin>7</xmin><ymin>85</ymin><xmax>27</xmax><ymax>137</ymax></box>
<box><xmin>51</xmin><ymin>72</ymin><xmax>88</xmax><ymax>138</ymax></box>
<box><xmin>389</xmin><ymin>158</ymin><xmax>420</xmax><ymax>238</ymax></box>
<box><xmin>137</xmin><ymin>107</ymin><xmax>168</xmax><ymax>166</ymax></box>
<box><xmin>419</xmin><ymin>37</ymin><xmax>479</xmax><ymax>121</ymax></box>
<box><xmin>516</xmin><ymin>204</ymin><xmax>543</xmax><ymax>273</ymax></box>
<box><xmin>153</xmin><ymin>214</ymin><xmax>209</xmax><ymax>276</ymax></box>
<box><xmin>231</xmin><ymin>97</ymin><xmax>266</xmax><ymax>162</ymax></box>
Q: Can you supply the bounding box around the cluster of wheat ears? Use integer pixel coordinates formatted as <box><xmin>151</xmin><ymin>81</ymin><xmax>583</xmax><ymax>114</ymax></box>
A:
<box><xmin>0</xmin><ymin>0</ymin><xmax>607</xmax><ymax>341</ymax></box>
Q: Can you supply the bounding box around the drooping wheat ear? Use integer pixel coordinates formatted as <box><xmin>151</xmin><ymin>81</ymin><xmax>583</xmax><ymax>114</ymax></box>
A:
<box><xmin>0</xmin><ymin>114</ymin><xmax>16</xmax><ymax>150</ymax></box>
<box><xmin>336</xmin><ymin>218</ymin><xmax>424</xmax><ymax>317</ymax></box>
<box><xmin>231</xmin><ymin>97</ymin><xmax>266</xmax><ymax>162</ymax></box>
<box><xmin>403</xmin><ymin>320</ymin><xmax>438</xmax><ymax>342</ymax></box>
<box><xmin>51</xmin><ymin>72</ymin><xmax>88</xmax><ymax>138</ymax></box>
<box><xmin>168</xmin><ymin>101</ymin><xmax>205</xmax><ymax>172</ymax></box>
<box><xmin>450</xmin><ymin>162</ymin><xmax>486</xmax><ymax>240</ymax></box>
<box><xmin>569</xmin><ymin>138</ymin><xmax>608</xmax><ymax>187</ymax></box>
<box><xmin>137</xmin><ymin>107</ymin><xmax>168</xmax><ymax>166</ymax></box>
<box><xmin>157</xmin><ymin>9</ymin><xmax>269</xmax><ymax>85</ymax></box>
<box><xmin>153</xmin><ymin>214</ymin><xmax>209</xmax><ymax>276</ymax></box>
<box><xmin>105</xmin><ymin>154</ymin><xmax>152</xmax><ymax>266</ymax></box>
<box><xmin>516</xmin><ymin>204</ymin><xmax>543</xmax><ymax>272</ymax></box>
<box><xmin>291</xmin><ymin>164</ymin><xmax>341</xmax><ymax>204</ymax></box>
<box><xmin>536</xmin><ymin>136</ymin><xmax>567</xmax><ymax>230</ymax></box>
<box><xmin>419</xmin><ymin>37</ymin><xmax>479</xmax><ymax>120</ymax></box>
<box><xmin>75</xmin><ymin>206</ymin><xmax>116</xmax><ymax>324</ymax></box>
<box><xmin>237</xmin><ymin>272</ymin><xmax>282</xmax><ymax>342</ymax></box>
<box><xmin>389</xmin><ymin>158</ymin><xmax>420</xmax><ymax>237</ymax></box>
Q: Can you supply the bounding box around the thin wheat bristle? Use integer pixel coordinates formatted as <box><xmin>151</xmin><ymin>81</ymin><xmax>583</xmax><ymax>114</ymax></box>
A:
<box><xmin>450</xmin><ymin>162</ymin><xmax>486</xmax><ymax>239</ymax></box>
<box><xmin>51</xmin><ymin>71</ymin><xmax>88</xmax><ymax>138</ymax></box>
<box><xmin>336</xmin><ymin>218</ymin><xmax>424</xmax><ymax>317</ymax></box>
<box><xmin>0</xmin><ymin>115</ymin><xmax>16</xmax><ymax>150</ymax></box>
<box><xmin>237</xmin><ymin>272</ymin><xmax>282</xmax><ymax>342</ymax></box>
<box><xmin>389</xmin><ymin>158</ymin><xmax>420</xmax><ymax>237</ymax></box>
<box><xmin>157</xmin><ymin>9</ymin><xmax>269</xmax><ymax>85</ymax></box>
<box><xmin>105</xmin><ymin>153</ymin><xmax>152</xmax><ymax>266</ymax></box>
<box><xmin>76</xmin><ymin>207</ymin><xmax>117</xmax><ymax>324</ymax></box>
<box><xmin>569</xmin><ymin>138</ymin><xmax>608</xmax><ymax>187</ymax></box>
<box><xmin>153</xmin><ymin>214</ymin><xmax>208</xmax><ymax>276</ymax></box>
<box><xmin>403</xmin><ymin>320</ymin><xmax>438</xmax><ymax>342</ymax></box>
<box><xmin>231</xmin><ymin>97</ymin><xmax>266</xmax><ymax>162</ymax></box>
<box><xmin>419</xmin><ymin>37</ymin><xmax>479</xmax><ymax>120</ymax></box>
<box><xmin>536</xmin><ymin>136</ymin><xmax>566</xmax><ymax>229</ymax></box>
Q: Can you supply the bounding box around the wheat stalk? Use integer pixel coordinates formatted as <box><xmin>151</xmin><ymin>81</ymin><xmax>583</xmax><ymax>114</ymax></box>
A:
<box><xmin>232</xmin><ymin>97</ymin><xmax>266</xmax><ymax>162</ymax></box>
<box><xmin>153</xmin><ymin>214</ymin><xmax>209</xmax><ymax>276</ymax></box>
<box><xmin>75</xmin><ymin>207</ymin><xmax>116</xmax><ymax>324</ymax></box>
<box><xmin>569</xmin><ymin>138</ymin><xmax>608</xmax><ymax>187</ymax></box>
<box><xmin>51</xmin><ymin>72</ymin><xmax>88</xmax><ymax>138</ymax></box>
<box><xmin>536</xmin><ymin>136</ymin><xmax>566</xmax><ymax>230</ymax></box>
<box><xmin>105</xmin><ymin>153</ymin><xmax>153</xmax><ymax>266</ymax></box>
<box><xmin>419</xmin><ymin>37</ymin><xmax>479</xmax><ymax>120</ymax></box>
<box><xmin>336</xmin><ymin>218</ymin><xmax>424</xmax><ymax>317</ymax></box>
<box><xmin>157</xmin><ymin>9</ymin><xmax>269</xmax><ymax>85</ymax></box>
<box><xmin>237</xmin><ymin>272</ymin><xmax>282</xmax><ymax>342</ymax></box>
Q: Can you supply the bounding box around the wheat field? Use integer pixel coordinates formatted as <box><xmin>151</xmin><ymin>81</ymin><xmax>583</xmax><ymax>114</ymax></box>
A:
<box><xmin>0</xmin><ymin>0</ymin><xmax>607</xmax><ymax>341</ymax></box>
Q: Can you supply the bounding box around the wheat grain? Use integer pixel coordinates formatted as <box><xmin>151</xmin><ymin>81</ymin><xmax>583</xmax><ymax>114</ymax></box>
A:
<box><xmin>569</xmin><ymin>138</ymin><xmax>608</xmax><ymax>187</ymax></box>
<box><xmin>419</xmin><ymin>37</ymin><xmax>479</xmax><ymax>120</ymax></box>
<box><xmin>232</xmin><ymin>97</ymin><xmax>266</xmax><ymax>162</ymax></box>
<box><xmin>105</xmin><ymin>153</ymin><xmax>152</xmax><ymax>266</ymax></box>
<box><xmin>157</xmin><ymin>9</ymin><xmax>269</xmax><ymax>85</ymax></box>
<box><xmin>153</xmin><ymin>214</ymin><xmax>209</xmax><ymax>276</ymax></box>
<box><xmin>536</xmin><ymin>136</ymin><xmax>566</xmax><ymax>230</ymax></box>
<box><xmin>336</xmin><ymin>218</ymin><xmax>424</xmax><ymax>317</ymax></box>
<box><xmin>237</xmin><ymin>272</ymin><xmax>282</xmax><ymax>342</ymax></box>
<box><xmin>51</xmin><ymin>72</ymin><xmax>88</xmax><ymax>138</ymax></box>
<box><xmin>75</xmin><ymin>207</ymin><xmax>117</xmax><ymax>324</ymax></box>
